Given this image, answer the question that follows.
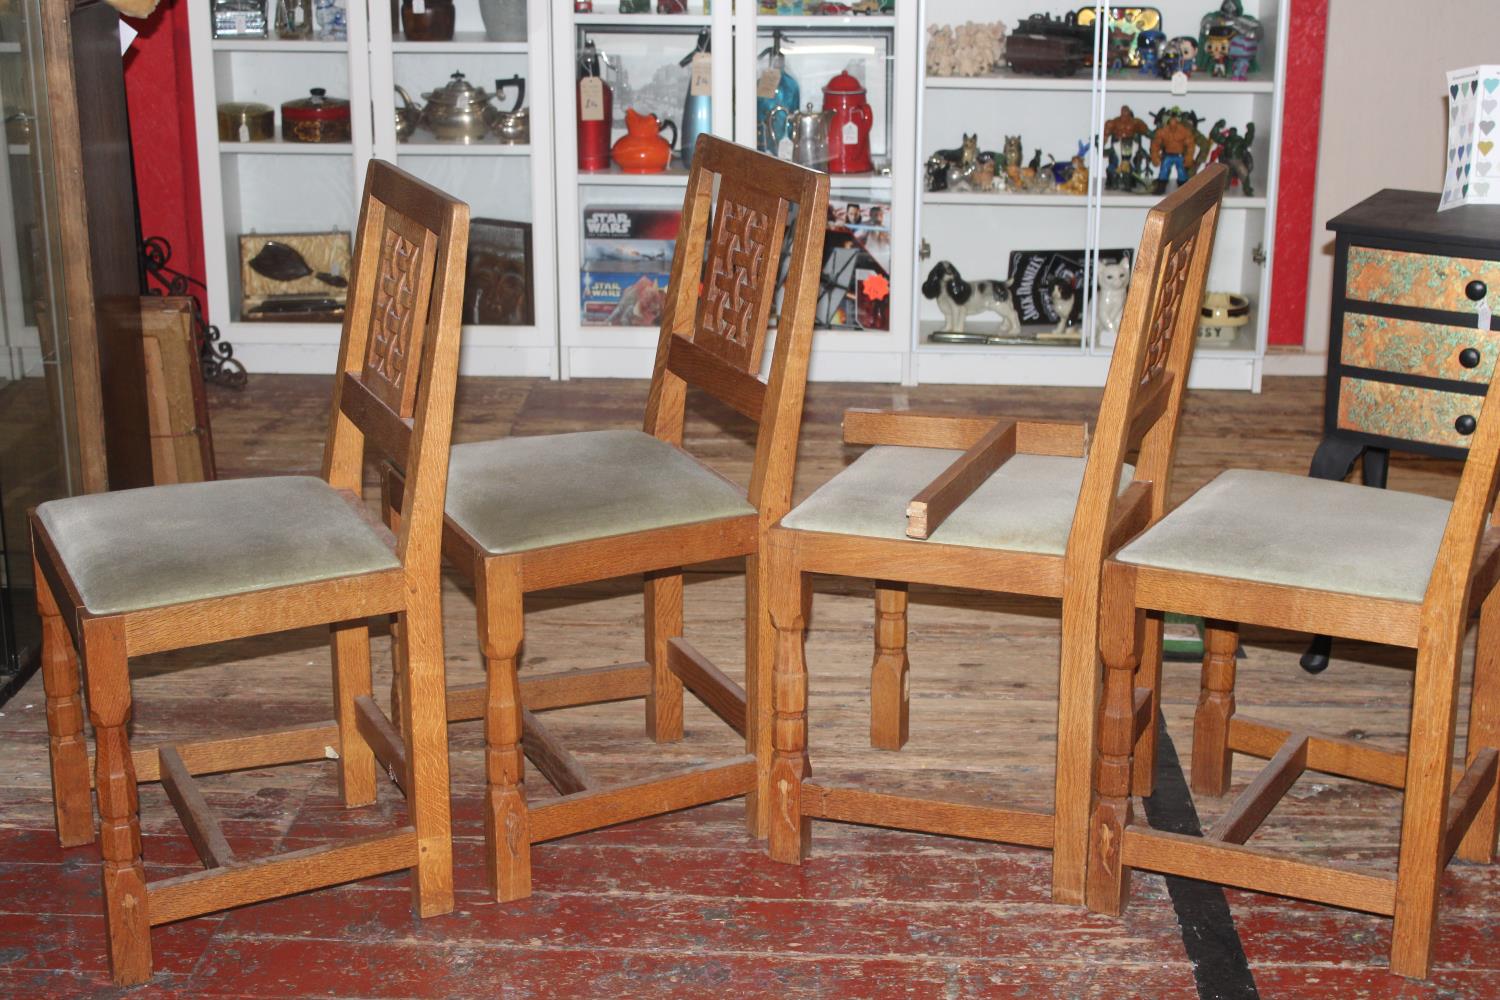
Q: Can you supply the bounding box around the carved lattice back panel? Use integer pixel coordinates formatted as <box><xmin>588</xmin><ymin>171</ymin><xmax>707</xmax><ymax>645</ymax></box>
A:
<box><xmin>694</xmin><ymin>187</ymin><xmax>783</xmax><ymax>372</ymax></box>
<box><xmin>1136</xmin><ymin>232</ymin><xmax>1197</xmax><ymax>388</ymax></box>
<box><xmin>361</xmin><ymin>209</ymin><xmax>436</xmax><ymax>418</ymax></box>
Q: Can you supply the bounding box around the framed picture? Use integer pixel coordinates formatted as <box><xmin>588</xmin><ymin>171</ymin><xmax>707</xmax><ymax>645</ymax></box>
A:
<box><xmin>239</xmin><ymin>230</ymin><xmax>351</xmax><ymax>322</ymax></box>
<box><xmin>465</xmin><ymin>218</ymin><xmax>534</xmax><ymax>327</ymax></box>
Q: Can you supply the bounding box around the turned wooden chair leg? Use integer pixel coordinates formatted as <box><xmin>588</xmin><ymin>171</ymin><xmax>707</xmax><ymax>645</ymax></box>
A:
<box><xmin>1190</xmin><ymin>620</ymin><xmax>1239</xmax><ymax>797</ymax></box>
<box><xmin>767</xmin><ymin>539</ymin><xmax>812</xmax><ymax>864</ymax></box>
<box><xmin>870</xmin><ymin>580</ymin><xmax>910</xmax><ymax>751</ymax></box>
<box><xmin>399</xmin><ymin>600</ymin><xmax>455</xmax><ymax>918</ymax></box>
<box><xmin>1087</xmin><ymin>565</ymin><xmax>1141</xmax><ymax>916</ymax></box>
<box><xmin>1459</xmin><ymin>589</ymin><xmax>1500</xmax><ymax>863</ymax></box>
<box><xmin>746</xmin><ymin>553</ymin><xmax>774</xmax><ymax>840</ymax></box>
<box><xmin>645</xmin><ymin>567</ymin><xmax>685</xmax><ymax>743</ymax></box>
<box><xmin>330</xmin><ymin>620</ymin><xmax>377</xmax><ymax>808</ymax></box>
<box><xmin>1390</xmin><ymin>639</ymin><xmax>1466</xmax><ymax>979</ymax></box>
<box><xmin>478</xmin><ymin>557</ymin><xmax>530</xmax><ymax>902</ymax></box>
<box><xmin>1130</xmin><ymin>610</ymin><xmax>1164</xmax><ymax>797</ymax></box>
<box><xmin>81</xmin><ymin>620</ymin><xmax>151</xmax><ymax>986</ymax></box>
<box><xmin>36</xmin><ymin>565</ymin><xmax>93</xmax><ymax>848</ymax></box>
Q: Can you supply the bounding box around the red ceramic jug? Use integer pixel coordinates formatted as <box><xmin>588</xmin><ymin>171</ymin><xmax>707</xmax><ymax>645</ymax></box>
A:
<box><xmin>611</xmin><ymin>109</ymin><xmax>678</xmax><ymax>174</ymax></box>
<box><xmin>822</xmin><ymin>69</ymin><xmax>873</xmax><ymax>174</ymax></box>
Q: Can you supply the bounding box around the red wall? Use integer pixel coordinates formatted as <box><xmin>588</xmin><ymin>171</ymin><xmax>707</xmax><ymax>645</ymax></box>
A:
<box><xmin>1267</xmin><ymin>0</ymin><xmax>1328</xmax><ymax>345</ymax></box>
<box><xmin>122</xmin><ymin>1</ymin><xmax>1328</xmax><ymax>348</ymax></box>
<box><xmin>122</xmin><ymin>0</ymin><xmax>205</xmax><ymax>311</ymax></box>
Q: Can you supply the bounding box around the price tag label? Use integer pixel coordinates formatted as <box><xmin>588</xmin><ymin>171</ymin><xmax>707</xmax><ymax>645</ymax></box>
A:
<box><xmin>778</xmin><ymin>136</ymin><xmax>792</xmax><ymax>159</ymax></box>
<box><xmin>580</xmin><ymin>77</ymin><xmax>605</xmax><ymax>122</ymax></box>
<box><xmin>757</xmin><ymin>68</ymin><xmax>781</xmax><ymax>99</ymax></box>
<box><xmin>293</xmin><ymin>5</ymin><xmax>305</xmax><ymax>25</ymax></box>
<box><xmin>1170</xmin><ymin>71</ymin><xmax>1188</xmax><ymax>96</ymax></box>
<box><xmin>238</xmin><ymin>122</ymin><xmax>250</xmax><ymax>142</ymax></box>
<box><xmin>1480</xmin><ymin>301</ymin><xmax>1493</xmax><ymax>331</ymax></box>
<box><xmin>842</xmin><ymin>119</ymin><xmax>858</xmax><ymax>145</ymax></box>
<box><xmin>690</xmin><ymin>52</ymin><xmax>712</xmax><ymax>97</ymax></box>
<box><xmin>412</xmin><ymin>0</ymin><xmax>425</xmax><ymax>14</ymax></box>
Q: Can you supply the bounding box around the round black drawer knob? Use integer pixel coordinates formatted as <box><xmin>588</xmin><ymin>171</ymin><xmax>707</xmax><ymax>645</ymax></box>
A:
<box><xmin>1456</xmin><ymin>414</ymin><xmax>1478</xmax><ymax>436</ymax></box>
<box><xmin>1460</xmin><ymin>347</ymin><xmax>1483</xmax><ymax>369</ymax></box>
<box><xmin>1467</xmin><ymin>279</ymin><xmax>1488</xmax><ymax>301</ymax></box>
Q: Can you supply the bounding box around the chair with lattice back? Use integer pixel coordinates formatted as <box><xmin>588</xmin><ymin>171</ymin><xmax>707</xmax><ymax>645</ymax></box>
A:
<box><xmin>383</xmin><ymin>135</ymin><xmax>829</xmax><ymax>900</ymax></box>
<box><xmin>32</xmin><ymin>160</ymin><xmax>468</xmax><ymax>985</ymax></box>
<box><xmin>761</xmin><ymin>166</ymin><xmax>1228</xmax><ymax>905</ymax></box>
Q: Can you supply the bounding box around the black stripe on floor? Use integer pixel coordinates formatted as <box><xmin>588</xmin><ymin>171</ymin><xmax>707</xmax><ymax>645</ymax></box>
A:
<box><xmin>1142</xmin><ymin>712</ymin><xmax>1260</xmax><ymax>1000</ymax></box>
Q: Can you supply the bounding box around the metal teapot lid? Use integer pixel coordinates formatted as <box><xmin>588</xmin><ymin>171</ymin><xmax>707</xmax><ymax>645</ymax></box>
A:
<box><xmin>823</xmin><ymin>69</ymin><xmax>866</xmax><ymax>96</ymax></box>
<box><xmin>423</xmin><ymin>72</ymin><xmax>495</xmax><ymax>111</ymax></box>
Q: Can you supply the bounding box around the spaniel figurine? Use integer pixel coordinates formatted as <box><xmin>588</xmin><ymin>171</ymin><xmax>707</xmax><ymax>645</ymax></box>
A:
<box><xmin>922</xmin><ymin>260</ymin><xmax>1021</xmax><ymax>335</ymax></box>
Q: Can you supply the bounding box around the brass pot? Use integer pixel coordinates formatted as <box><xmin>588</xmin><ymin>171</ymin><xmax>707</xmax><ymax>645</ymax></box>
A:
<box><xmin>217</xmin><ymin>101</ymin><xmax>275</xmax><ymax>142</ymax></box>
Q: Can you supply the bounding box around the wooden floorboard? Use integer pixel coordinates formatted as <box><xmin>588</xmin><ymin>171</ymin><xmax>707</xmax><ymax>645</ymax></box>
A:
<box><xmin>2</xmin><ymin>375</ymin><xmax>1498</xmax><ymax>997</ymax></box>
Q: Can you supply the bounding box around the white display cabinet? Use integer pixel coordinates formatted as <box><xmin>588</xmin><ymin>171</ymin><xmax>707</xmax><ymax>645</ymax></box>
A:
<box><xmin>912</xmin><ymin>0</ymin><xmax>1285</xmax><ymax>390</ymax></box>
<box><xmin>189</xmin><ymin>0</ymin><xmax>557</xmax><ymax>377</ymax></box>
<box><xmin>554</xmin><ymin>1</ymin><xmax>919</xmax><ymax>382</ymax></box>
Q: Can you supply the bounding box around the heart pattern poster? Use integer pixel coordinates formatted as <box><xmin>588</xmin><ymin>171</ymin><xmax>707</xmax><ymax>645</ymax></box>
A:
<box><xmin>1442</xmin><ymin>65</ymin><xmax>1500</xmax><ymax>210</ymax></box>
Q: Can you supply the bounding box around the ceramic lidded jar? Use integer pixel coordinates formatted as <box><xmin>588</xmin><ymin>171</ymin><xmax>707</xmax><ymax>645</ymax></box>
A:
<box><xmin>281</xmin><ymin>88</ymin><xmax>351</xmax><ymax>143</ymax></box>
<box><xmin>400</xmin><ymin>0</ymin><xmax>454</xmax><ymax>41</ymax></box>
<box><xmin>478</xmin><ymin>0</ymin><xmax>526</xmax><ymax>42</ymax></box>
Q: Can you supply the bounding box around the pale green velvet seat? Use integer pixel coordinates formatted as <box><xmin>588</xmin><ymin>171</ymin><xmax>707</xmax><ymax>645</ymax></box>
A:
<box><xmin>35</xmin><ymin>476</ymin><xmax>400</xmax><ymax>617</ymax></box>
<box><xmin>445</xmin><ymin>429</ymin><xmax>756</xmax><ymax>556</ymax></box>
<box><xmin>1115</xmin><ymin>468</ymin><xmax>1451</xmax><ymax>603</ymax></box>
<box><xmin>780</xmin><ymin>446</ymin><xmax>1130</xmax><ymax>556</ymax></box>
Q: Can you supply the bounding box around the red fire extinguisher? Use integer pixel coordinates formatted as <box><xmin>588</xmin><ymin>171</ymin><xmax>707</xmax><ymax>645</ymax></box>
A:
<box><xmin>577</xmin><ymin>41</ymin><xmax>612</xmax><ymax>171</ymax></box>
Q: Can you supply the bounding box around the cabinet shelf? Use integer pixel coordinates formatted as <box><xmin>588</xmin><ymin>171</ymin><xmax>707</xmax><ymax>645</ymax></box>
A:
<box><xmin>577</xmin><ymin>164</ymin><xmax>692</xmax><ymax>186</ymax></box>
<box><xmin>397</xmin><ymin>140</ymin><xmax>531</xmax><ymax>156</ymax></box>
<box><xmin>574</xmin><ymin>13</ymin><xmax>711</xmax><ymax>29</ymax></box>
<box><xmin>757</xmin><ymin>15</ymin><xmax>896</xmax><ymax>29</ymax></box>
<box><xmin>390</xmin><ymin>32</ymin><xmax>527</xmax><ymax>53</ymax></box>
<box><xmin>211</xmin><ymin>38</ymin><xmax>350</xmax><ymax>52</ymax></box>
<box><xmin>218</xmin><ymin>140</ymin><xmax>353</xmax><ymax>155</ymax></box>
<box><xmin>923</xmin><ymin>191</ymin><xmax>1267</xmax><ymax>209</ymax></box>
<box><xmin>925</xmin><ymin>68</ymin><xmax>1275</xmax><ymax>94</ymax></box>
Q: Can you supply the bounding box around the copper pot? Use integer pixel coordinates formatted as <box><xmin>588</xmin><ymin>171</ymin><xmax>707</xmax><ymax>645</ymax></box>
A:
<box><xmin>217</xmin><ymin>101</ymin><xmax>274</xmax><ymax>143</ymax></box>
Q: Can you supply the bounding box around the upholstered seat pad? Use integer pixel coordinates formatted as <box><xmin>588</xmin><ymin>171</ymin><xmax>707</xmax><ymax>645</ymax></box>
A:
<box><xmin>36</xmin><ymin>476</ymin><xmax>400</xmax><ymax>616</ymax></box>
<box><xmin>445</xmin><ymin>429</ymin><xmax>755</xmax><ymax>556</ymax></box>
<box><xmin>781</xmin><ymin>447</ymin><xmax>1128</xmax><ymax>556</ymax></box>
<box><xmin>1116</xmin><ymin>469</ymin><xmax>1452</xmax><ymax>603</ymax></box>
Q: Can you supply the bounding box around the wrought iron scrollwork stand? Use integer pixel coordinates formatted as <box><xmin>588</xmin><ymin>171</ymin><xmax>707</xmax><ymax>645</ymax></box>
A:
<box><xmin>140</xmin><ymin>236</ymin><xmax>247</xmax><ymax>389</ymax></box>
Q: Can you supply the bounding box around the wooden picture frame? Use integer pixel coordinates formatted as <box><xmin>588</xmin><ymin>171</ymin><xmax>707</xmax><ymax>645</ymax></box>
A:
<box><xmin>464</xmin><ymin>218</ymin><xmax>534</xmax><ymax>327</ymax></box>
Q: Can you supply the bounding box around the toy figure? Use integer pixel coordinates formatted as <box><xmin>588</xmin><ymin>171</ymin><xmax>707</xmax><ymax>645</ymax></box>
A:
<box><xmin>1204</xmin><ymin>26</ymin><xmax>1233</xmax><ymax>77</ymax></box>
<box><xmin>1057</xmin><ymin>154</ymin><xmax>1089</xmax><ymax>195</ymax></box>
<box><xmin>1096</xmin><ymin>258</ymin><xmax>1131</xmax><ymax>347</ymax></box>
<box><xmin>1197</xmin><ymin>1</ymin><xmax>1262</xmax><ymax>76</ymax></box>
<box><xmin>1106</xmin><ymin>13</ymin><xmax>1141</xmax><ymax>70</ymax></box>
<box><xmin>1150</xmin><ymin>106</ymin><xmax>1199</xmax><ymax>194</ymax></box>
<box><xmin>1133</xmin><ymin>29</ymin><xmax>1165</xmax><ymax>76</ymax></box>
<box><xmin>1209</xmin><ymin>118</ymin><xmax>1255</xmax><ymax>196</ymax></box>
<box><xmin>1102</xmin><ymin>106</ymin><xmax>1151</xmax><ymax>192</ymax></box>
<box><xmin>926</xmin><ymin>133</ymin><xmax>980</xmax><ymax>192</ymax></box>
<box><xmin>1227</xmin><ymin>31</ymin><xmax>1259</xmax><ymax>81</ymax></box>
<box><xmin>1159</xmin><ymin>35</ymin><xmax>1197</xmax><ymax>78</ymax></box>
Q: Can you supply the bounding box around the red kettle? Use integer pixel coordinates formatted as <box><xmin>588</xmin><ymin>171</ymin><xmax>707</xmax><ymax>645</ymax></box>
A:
<box><xmin>822</xmin><ymin>69</ymin><xmax>873</xmax><ymax>174</ymax></box>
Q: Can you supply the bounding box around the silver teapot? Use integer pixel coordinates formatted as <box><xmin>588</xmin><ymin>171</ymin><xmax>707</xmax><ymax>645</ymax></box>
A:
<box><xmin>420</xmin><ymin>71</ymin><xmax>499</xmax><ymax>143</ymax></box>
<box><xmin>785</xmin><ymin>104</ymin><xmax>834</xmax><ymax>169</ymax></box>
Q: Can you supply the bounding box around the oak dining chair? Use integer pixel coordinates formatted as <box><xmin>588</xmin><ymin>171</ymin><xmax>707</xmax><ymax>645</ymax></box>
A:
<box><xmin>32</xmin><ymin>161</ymin><xmax>468</xmax><ymax>985</ymax></box>
<box><xmin>762</xmin><ymin>166</ymin><xmax>1228</xmax><ymax>903</ymax></box>
<box><xmin>384</xmin><ymin>136</ymin><xmax>829</xmax><ymax>901</ymax></box>
<box><xmin>1087</xmin><ymin>282</ymin><xmax>1500</xmax><ymax>981</ymax></box>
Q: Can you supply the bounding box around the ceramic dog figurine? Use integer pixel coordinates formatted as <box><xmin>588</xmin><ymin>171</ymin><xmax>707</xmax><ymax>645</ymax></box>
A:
<box><xmin>922</xmin><ymin>261</ymin><xmax>1021</xmax><ymax>336</ymax></box>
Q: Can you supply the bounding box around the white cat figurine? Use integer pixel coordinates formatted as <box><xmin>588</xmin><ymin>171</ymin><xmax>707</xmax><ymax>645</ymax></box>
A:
<box><xmin>1096</xmin><ymin>258</ymin><xmax>1131</xmax><ymax>348</ymax></box>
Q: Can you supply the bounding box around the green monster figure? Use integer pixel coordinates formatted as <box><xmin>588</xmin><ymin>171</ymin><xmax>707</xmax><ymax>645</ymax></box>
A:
<box><xmin>1209</xmin><ymin>118</ymin><xmax>1255</xmax><ymax>197</ymax></box>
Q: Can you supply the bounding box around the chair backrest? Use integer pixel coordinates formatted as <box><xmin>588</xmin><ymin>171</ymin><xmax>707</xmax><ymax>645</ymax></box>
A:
<box><xmin>322</xmin><ymin>160</ymin><xmax>469</xmax><ymax>584</ymax></box>
<box><xmin>642</xmin><ymin>136</ymin><xmax>831</xmax><ymax>522</ymax></box>
<box><xmin>1422</xmin><ymin>368</ymin><xmax>1500</xmax><ymax>629</ymax></box>
<box><xmin>1067</xmin><ymin>165</ymin><xmax>1227</xmax><ymax>572</ymax></box>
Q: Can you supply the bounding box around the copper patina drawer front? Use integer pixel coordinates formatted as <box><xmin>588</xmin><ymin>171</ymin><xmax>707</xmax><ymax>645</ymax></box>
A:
<box><xmin>1345</xmin><ymin>246</ymin><xmax>1500</xmax><ymax>313</ymax></box>
<box><xmin>1337</xmin><ymin>377</ymin><xmax>1481</xmax><ymax>448</ymax></box>
<box><xmin>1341</xmin><ymin>313</ymin><xmax>1497</xmax><ymax>383</ymax></box>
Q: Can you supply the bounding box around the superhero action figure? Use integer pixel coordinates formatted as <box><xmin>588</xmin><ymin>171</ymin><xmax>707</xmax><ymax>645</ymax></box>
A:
<box><xmin>1210</xmin><ymin>118</ymin><xmax>1256</xmax><ymax>197</ymax></box>
<box><xmin>1149</xmin><ymin>106</ymin><xmax>1200</xmax><ymax>194</ymax></box>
